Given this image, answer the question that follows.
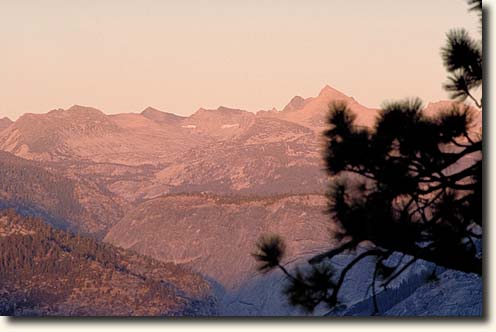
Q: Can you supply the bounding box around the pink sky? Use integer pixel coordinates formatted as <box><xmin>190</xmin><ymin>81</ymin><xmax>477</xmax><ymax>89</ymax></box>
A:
<box><xmin>0</xmin><ymin>0</ymin><xmax>479</xmax><ymax>119</ymax></box>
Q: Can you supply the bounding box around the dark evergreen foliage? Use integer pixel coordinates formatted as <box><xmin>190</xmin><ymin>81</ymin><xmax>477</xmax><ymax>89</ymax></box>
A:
<box><xmin>441</xmin><ymin>0</ymin><xmax>482</xmax><ymax>106</ymax></box>
<box><xmin>253</xmin><ymin>235</ymin><xmax>286</xmax><ymax>272</ymax></box>
<box><xmin>0</xmin><ymin>210</ymin><xmax>209</xmax><ymax>315</ymax></box>
<box><xmin>0</xmin><ymin>151</ymin><xmax>83</xmax><ymax>228</ymax></box>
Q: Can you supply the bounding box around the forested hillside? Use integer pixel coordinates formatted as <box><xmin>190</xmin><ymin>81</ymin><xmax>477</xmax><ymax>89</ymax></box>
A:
<box><xmin>0</xmin><ymin>210</ymin><xmax>216</xmax><ymax>316</ymax></box>
<box><xmin>0</xmin><ymin>151</ymin><xmax>82</xmax><ymax>230</ymax></box>
<box><xmin>0</xmin><ymin>151</ymin><xmax>126</xmax><ymax>237</ymax></box>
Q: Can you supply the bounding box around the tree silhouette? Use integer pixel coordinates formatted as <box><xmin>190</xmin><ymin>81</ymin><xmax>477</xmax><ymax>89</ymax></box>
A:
<box><xmin>254</xmin><ymin>0</ymin><xmax>482</xmax><ymax>315</ymax></box>
<box><xmin>442</xmin><ymin>0</ymin><xmax>482</xmax><ymax>107</ymax></box>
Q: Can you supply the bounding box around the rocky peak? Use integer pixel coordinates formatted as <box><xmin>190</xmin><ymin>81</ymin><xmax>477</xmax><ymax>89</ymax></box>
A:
<box><xmin>141</xmin><ymin>107</ymin><xmax>184</xmax><ymax>123</ymax></box>
<box><xmin>63</xmin><ymin>105</ymin><xmax>107</xmax><ymax>117</ymax></box>
<box><xmin>192</xmin><ymin>106</ymin><xmax>251</xmax><ymax>119</ymax></box>
<box><xmin>318</xmin><ymin>84</ymin><xmax>350</xmax><ymax>100</ymax></box>
<box><xmin>141</xmin><ymin>106</ymin><xmax>162</xmax><ymax>115</ymax></box>
<box><xmin>282</xmin><ymin>96</ymin><xmax>308</xmax><ymax>113</ymax></box>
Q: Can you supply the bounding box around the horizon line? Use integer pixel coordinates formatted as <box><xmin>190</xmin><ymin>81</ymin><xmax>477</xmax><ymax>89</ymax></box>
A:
<box><xmin>1</xmin><ymin>84</ymin><xmax>458</xmax><ymax>122</ymax></box>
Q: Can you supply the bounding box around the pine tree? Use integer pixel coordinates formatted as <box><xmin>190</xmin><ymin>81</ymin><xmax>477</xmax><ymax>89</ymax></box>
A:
<box><xmin>254</xmin><ymin>0</ymin><xmax>482</xmax><ymax>314</ymax></box>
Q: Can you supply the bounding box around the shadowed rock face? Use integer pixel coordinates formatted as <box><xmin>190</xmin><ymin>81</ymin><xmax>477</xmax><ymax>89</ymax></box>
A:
<box><xmin>383</xmin><ymin>269</ymin><xmax>482</xmax><ymax>316</ymax></box>
<box><xmin>0</xmin><ymin>151</ymin><xmax>124</xmax><ymax>237</ymax></box>
<box><xmin>105</xmin><ymin>195</ymin><xmax>482</xmax><ymax>317</ymax></box>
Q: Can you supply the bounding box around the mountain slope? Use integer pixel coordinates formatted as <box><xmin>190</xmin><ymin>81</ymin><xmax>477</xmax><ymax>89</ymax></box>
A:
<box><xmin>0</xmin><ymin>210</ymin><xmax>216</xmax><ymax>316</ymax></box>
<box><xmin>103</xmin><ymin>192</ymin><xmax>482</xmax><ymax>316</ymax></box>
<box><xmin>149</xmin><ymin>117</ymin><xmax>326</xmax><ymax>197</ymax></box>
<box><xmin>281</xmin><ymin>96</ymin><xmax>311</xmax><ymax>113</ymax></box>
<box><xmin>0</xmin><ymin>117</ymin><xmax>12</xmax><ymax>132</ymax></box>
<box><xmin>383</xmin><ymin>269</ymin><xmax>482</xmax><ymax>316</ymax></box>
<box><xmin>104</xmin><ymin>193</ymin><xmax>333</xmax><ymax>315</ymax></box>
<box><xmin>0</xmin><ymin>106</ymin><xmax>121</xmax><ymax>161</ymax></box>
<box><xmin>182</xmin><ymin>106</ymin><xmax>256</xmax><ymax>140</ymax></box>
<box><xmin>140</xmin><ymin>107</ymin><xmax>186</xmax><ymax>124</ymax></box>
<box><xmin>105</xmin><ymin>193</ymin><xmax>332</xmax><ymax>287</ymax></box>
<box><xmin>0</xmin><ymin>151</ymin><xmax>124</xmax><ymax>237</ymax></box>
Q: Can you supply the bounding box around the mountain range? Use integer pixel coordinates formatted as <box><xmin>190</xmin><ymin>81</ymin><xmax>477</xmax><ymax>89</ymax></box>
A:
<box><xmin>0</xmin><ymin>85</ymin><xmax>482</xmax><ymax>316</ymax></box>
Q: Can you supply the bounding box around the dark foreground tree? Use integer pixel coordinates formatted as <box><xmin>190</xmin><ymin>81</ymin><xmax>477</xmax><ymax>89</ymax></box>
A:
<box><xmin>441</xmin><ymin>0</ymin><xmax>482</xmax><ymax>107</ymax></box>
<box><xmin>254</xmin><ymin>0</ymin><xmax>482</xmax><ymax>314</ymax></box>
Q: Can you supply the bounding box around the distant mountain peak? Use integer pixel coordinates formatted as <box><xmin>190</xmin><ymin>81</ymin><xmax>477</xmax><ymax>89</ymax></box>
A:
<box><xmin>0</xmin><ymin>116</ymin><xmax>13</xmax><ymax>131</ymax></box>
<box><xmin>216</xmin><ymin>106</ymin><xmax>246</xmax><ymax>113</ymax></box>
<box><xmin>193</xmin><ymin>106</ymin><xmax>247</xmax><ymax>117</ymax></box>
<box><xmin>67</xmin><ymin>104</ymin><xmax>99</xmax><ymax>111</ymax></box>
<box><xmin>141</xmin><ymin>106</ymin><xmax>162</xmax><ymax>113</ymax></box>
<box><xmin>60</xmin><ymin>105</ymin><xmax>106</xmax><ymax>117</ymax></box>
<box><xmin>140</xmin><ymin>106</ymin><xmax>166</xmax><ymax>117</ymax></box>
<box><xmin>318</xmin><ymin>84</ymin><xmax>347</xmax><ymax>97</ymax></box>
<box><xmin>282</xmin><ymin>96</ymin><xmax>308</xmax><ymax>113</ymax></box>
<box><xmin>0</xmin><ymin>116</ymin><xmax>12</xmax><ymax>124</ymax></box>
<box><xmin>141</xmin><ymin>106</ymin><xmax>185</xmax><ymax>123</ymax></box>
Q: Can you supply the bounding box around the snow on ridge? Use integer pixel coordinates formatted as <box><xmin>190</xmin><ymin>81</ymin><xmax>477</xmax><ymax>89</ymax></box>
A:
<box><xmin>221</xmin><ymin>124</ymin><xmax>240</xmax><ymax>129</ymax></box>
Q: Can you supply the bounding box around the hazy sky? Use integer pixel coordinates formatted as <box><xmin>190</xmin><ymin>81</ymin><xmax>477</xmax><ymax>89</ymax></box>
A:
<box><xmin>1</xmin><ymin>0</ymin><xmax>479</xmax><ymax>119</ymax></box>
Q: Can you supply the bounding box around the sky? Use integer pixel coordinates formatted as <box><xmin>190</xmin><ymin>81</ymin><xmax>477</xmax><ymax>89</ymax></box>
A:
<box><xmin>0</xmin><ymin>0</ymin><xmax>480</xmax><ymax>119</ymax></box>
